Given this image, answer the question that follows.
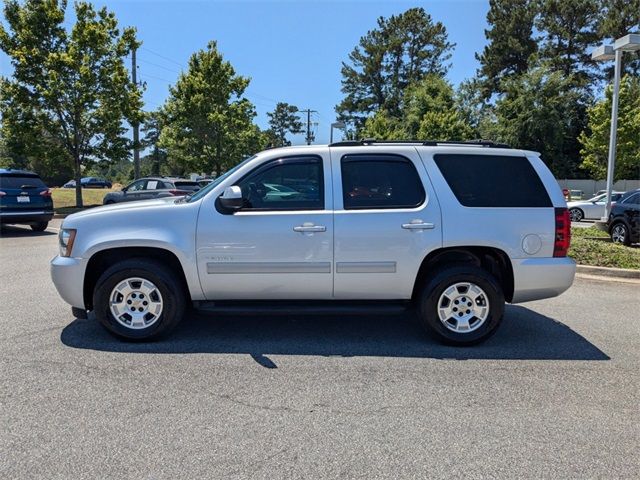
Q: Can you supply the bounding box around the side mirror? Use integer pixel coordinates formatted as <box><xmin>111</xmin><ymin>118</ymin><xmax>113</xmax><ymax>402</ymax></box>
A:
<box><xmin>219</xmin><ymin>185</ymin><xmax>243</xmax><ymax>211</ymax></box>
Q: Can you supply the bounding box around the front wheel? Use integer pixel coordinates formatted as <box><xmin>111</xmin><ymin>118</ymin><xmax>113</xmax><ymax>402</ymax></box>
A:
<box><xmin>417</xmin><ymin>265</ymin><xmax>505</xmax><ymax>346</ymax></box>
<box><xmin>93</xmin><ymin>258</ymin><xmax>186</xmax><ymax>341</ymax></box>
<box><xmin>569</xmin><ymin>208</ymin><xmax>583</xmax><ymax>222</ymax></box>
<box><xmin>610</xmin><ymin>222</ymin><xmax>630</xmax><ymax>246</ymax></box>
<box><xmin>31</xmin><ymin>221</ymin><xmax>48</xmax><ymax>232</ymax></box>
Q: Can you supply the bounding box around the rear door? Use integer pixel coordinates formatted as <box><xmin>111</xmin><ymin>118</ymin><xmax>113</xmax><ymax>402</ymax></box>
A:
<box><xmin>0</xmin><ymin>173</ymin><xmax>51</xmax><ymax>216</ymax></box>
<box><xmin>330</xmin><ymin>147</ymin><xmax>442</xmax><ymax>299</ymax></box>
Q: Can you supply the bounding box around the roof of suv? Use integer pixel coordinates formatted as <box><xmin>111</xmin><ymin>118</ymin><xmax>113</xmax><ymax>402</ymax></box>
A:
<box><xmin>0</xmin><ymin>168</ymin><xmax>39</xmax><ymax>176</ymax></box>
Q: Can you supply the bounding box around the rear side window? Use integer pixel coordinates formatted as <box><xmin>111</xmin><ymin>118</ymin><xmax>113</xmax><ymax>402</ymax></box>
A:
<box><xmin>341</xmin><ymin>155</ymin><xmax>425</xmax><ymax>209</ymax></box>
<box><xmin>0</xmin><ymin>174</ymin><xmax>46</xmax><ymax>189</ymax></box>
<box><xmin>433</xmin><ymin>154</ymin><xmax>552</xmax><ymax>208</ymax></box>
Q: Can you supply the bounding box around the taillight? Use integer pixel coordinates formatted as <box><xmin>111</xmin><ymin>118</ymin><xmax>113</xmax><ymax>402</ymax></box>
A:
<box><xmin>168</xmin><ymin>189</ymin><xmax>186</xmax><ymax>196</ymax></box>
<box><xmin>40</xmin><ymin>189</ymin><xmax>52</xmax><ymax>197</ymax></box>
<box><xmin>554</xmin><ymin>207</ymin><xmax>571</xmax><ymax>257</ymax></box>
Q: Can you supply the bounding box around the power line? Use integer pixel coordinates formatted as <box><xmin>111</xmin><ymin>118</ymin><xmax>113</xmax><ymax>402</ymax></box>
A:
<box><xmin>140</xmin><ymin>46</ymin><xmax>185</xmax><ymax>68</ymax></box>
<box><xmin>138</xmin><ymin>58</ymin><xmax>182</xmax><ymax>75</ymax></box>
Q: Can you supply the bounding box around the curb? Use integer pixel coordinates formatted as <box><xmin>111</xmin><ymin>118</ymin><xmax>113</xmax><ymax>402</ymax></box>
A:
<box><xmin>576</xmin><ymin>264</ymin><xmax>640</xmax><ymax>280</ymax></box>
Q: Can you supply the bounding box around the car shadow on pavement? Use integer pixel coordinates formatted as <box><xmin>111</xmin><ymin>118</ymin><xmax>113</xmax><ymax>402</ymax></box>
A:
<box><xmin>0</xmin><ymin>225</ymin><xmax>56</xmax><ymax>237</ymax></box>
<box><xmin>60</xmin><ymin>304</ymin><xmax>610</xmax><ymax>363</ymax></box>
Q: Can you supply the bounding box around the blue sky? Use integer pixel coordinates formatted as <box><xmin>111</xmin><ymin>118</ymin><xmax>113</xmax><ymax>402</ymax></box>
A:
<box><xmin>1</xmin><ymin>0</ymin><xmax>491</xmax><ymax>144</ymax></box>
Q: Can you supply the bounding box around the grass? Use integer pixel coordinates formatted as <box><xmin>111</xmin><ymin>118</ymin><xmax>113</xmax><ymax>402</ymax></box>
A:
<box><xmin>569</xmin><ymin>226</ymin><xmax>640</xmax><ymax>270</ymax></box>
<box><xmin>51</xmin><ymin>187</ymin><xmax>117</xmax><ymax>210</ymax></box>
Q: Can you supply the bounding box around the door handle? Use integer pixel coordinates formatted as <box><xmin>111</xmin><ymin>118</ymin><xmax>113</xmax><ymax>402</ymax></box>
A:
<box><xmin>402</xmin><ymin>221</ymin><xmax>435</xmax><ymax>230</ymax></box>
<box><xmin>293</xmin><ymin>224</ymin><xmax>326</xmax><ymax>233</ymax></box>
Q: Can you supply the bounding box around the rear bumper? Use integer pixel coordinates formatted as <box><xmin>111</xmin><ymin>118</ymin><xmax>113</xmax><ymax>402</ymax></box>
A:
<box><xmin>511</xmin><ymin>257</ymin><xmax>576</xmax><ymax>303</ymax></box>
<box><xmin>1</xmin><ymin>210</ymin><xmax>54</xmax><ymax>224</ymax></box>
<box><xmin>50</xmin><ymin>255</ymin><xmax>87</xmax><ymax>309</ymax></box>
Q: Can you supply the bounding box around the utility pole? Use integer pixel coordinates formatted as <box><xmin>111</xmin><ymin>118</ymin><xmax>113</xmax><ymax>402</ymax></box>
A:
<box><xmin>300</xmin><ymin>109</ymin><xmax>317</xmax><ymax>145</ymax></box>
<box><xmin>131</xmin><ymin>46</ymin><xmax>140</xmax><ymax>179</ymax></box>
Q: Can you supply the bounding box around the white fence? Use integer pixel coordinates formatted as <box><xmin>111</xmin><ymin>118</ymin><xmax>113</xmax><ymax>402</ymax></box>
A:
<box><xmin>557</xmin><ymin>179</ymin><xmax>640</xmax><ymax>198</ymax></box>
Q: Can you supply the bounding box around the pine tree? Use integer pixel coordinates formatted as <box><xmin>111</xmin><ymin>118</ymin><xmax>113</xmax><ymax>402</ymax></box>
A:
<box><xmin>475</xmin><ymin>0</ymin><xmax>537</xmax><ymax>99</ymax></box>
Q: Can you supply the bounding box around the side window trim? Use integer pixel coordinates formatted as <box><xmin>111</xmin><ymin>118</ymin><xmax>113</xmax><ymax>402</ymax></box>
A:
<box><xmin>231</xmin><ymin>154</ymin><xmax>325</xmax><ymax>212</ymax></box>
<box><xmin>340</xmin><ymin>153</ymin><xmax>426</xmax><ymax>210</ymax></box>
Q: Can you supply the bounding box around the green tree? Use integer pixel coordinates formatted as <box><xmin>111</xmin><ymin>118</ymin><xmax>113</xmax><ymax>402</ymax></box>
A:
<box><xmin>476</xmin><ymin>0</ymin><xmax>537</xmax><ymax>99</ymax></box>
<box><xmin>360</xmin><ymin>75</ymin><xmax>474</xmax><ymax>141</ymax></box>
<box><xmin>266</xmin><ymin>102</ymin><xmax>303</xmax><ymax>147</ymax></box>
<box><xmin>0</xmin><ymin>0</ymin><xmax>142</xmax><ymax>206</ymax></box>
<box><xmin>536</xmin><ymin>0</ymin><xmax>599</xmax><ymax>85</ymax></box>
<box><xmin>336</xmin><ymin>7</ymin><xmax>454</xmax><ymax>131</ymax></box>
<box><xmin>490</xmin><ymin>65</ymin><xmax>588</xmax><ymax>177</ymax></box>
<box><xmin>360</xmin><ymin>109</ymin><xmax>406</xmax><ymax>140</ymax></box>
<box><xmin>579</xmin><ymin>75</ymin><xmax>640</xmax><ymax>180</ymax></box>
<box><xmin>141</xmin><ymin>110</ymin><xmax>166</xmax><ymax>176</ymax></box>
<box><xmin>159</xmin><ymin>41</ymin><xmax>261</xmax><ymax>176</ymax></box>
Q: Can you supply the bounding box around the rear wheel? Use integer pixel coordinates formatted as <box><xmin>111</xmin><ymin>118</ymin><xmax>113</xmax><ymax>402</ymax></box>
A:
<box><xmin>31</xmin><ymin>221</ymin><xmax>48</xmax><ymax>232</ymax></box>
<box><xmin>610</xmin><ymin>222</ymin><xmax>630</xmax><ymax>246</ymax></box>
<box><xmin>569</xmin><ymin>208</ymin><xmax>583</xmax><ymax>222</ymax></box>
<box><xmin>93</xmin><ymin>258</ymin><xmax>186</xmax><ymax>341</ymax></box>
<box><xmin>417</xmin><ymin>265</ymin><xmax>505</xmax><ymax>346</ymax></box>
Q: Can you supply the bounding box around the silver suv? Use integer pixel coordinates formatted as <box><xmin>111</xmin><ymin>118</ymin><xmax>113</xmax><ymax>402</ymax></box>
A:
<box><xmin>51</xmin><ymin>141</ymin><xmax>575</xmax><ymax>345</ymax></box>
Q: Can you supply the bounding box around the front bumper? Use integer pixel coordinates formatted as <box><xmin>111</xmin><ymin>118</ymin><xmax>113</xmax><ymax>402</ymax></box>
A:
<box><xmin>511</xmin><ymin>257</ymin><xmax>576</xmax><ymax>303</ymax></box>
<box><xmin>50</xmin><ymin>255</ymin><xmax>87</xmax><ymax>309</ymax></box>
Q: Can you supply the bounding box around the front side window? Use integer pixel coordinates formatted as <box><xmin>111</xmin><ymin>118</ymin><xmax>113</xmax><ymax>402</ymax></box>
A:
<box><xmin>127</xmin><ymin>180</ymin><xmax>146</xmax><ymax>192</ymax></box>
<box><xmin>236</xmin><ymin>156</ymin><xmax>323</xmax><ymax>210</ymax></box>
<box><xmin>622</xmin><ymin>193</ymin><xmax>640</xmax><ymax>205</ymax></box>
<box><xmin>341</xmin><ymin>154</ymin><xmax>426</xmax><ymax>210</ymax></box>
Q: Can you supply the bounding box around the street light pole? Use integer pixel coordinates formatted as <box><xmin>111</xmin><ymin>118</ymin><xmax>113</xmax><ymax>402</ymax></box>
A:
<box><xmin>603</xmin><ymin>49</ymin><xmax>622</xmax><ymax>220</ymax></box>
<box><xmin>330</xmin><ymin>122</ymin><xmax>345</xmax><ymax>144</ymax></box>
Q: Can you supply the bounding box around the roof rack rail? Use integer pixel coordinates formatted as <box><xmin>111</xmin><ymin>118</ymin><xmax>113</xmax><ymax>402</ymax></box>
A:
<box><xmin>329</xmin><ymin>139</ymin><xmax>512</xmax><ymax>149</ymax></box>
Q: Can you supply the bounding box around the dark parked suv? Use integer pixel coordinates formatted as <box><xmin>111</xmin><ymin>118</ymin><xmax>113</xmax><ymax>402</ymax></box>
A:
<box><xmin>102</xmin><ymin>177</ymin><xmax>201</xmax><ymax>204</ymax></box>
<box><xmin>608</xmin><ymin>189</ymin><xmax>640</xmax><ymax>245</ymax></box>
<box><xmin>0</xmin><ymin>169</ymin><xmax>54</xmax><ymax>231</ymax></box>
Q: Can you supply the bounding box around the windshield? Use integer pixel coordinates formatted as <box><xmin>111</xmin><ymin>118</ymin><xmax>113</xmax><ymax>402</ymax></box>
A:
<box><xmin>585</xmin><ymin>193</ymin><xmax>605</xmax><ymax>202</ymax></box>
<box><xmin>185</xmin><ymin>155</ymin><xmax>258</xmax><ymax>203</ymax></box>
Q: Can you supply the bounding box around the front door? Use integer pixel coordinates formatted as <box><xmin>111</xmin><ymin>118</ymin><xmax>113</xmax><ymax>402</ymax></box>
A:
<box><xmin>331</xmin><ymin>147</ymin><xmax>442</xmax><ymax>299</ymax></box>
<box><xmin>196</xmin><ymin>153</ymin><xmax>334</xmax><ymax>300</ymax></box>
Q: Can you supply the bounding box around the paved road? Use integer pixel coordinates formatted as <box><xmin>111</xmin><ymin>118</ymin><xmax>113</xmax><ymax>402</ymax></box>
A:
<box><xmin>1</xmin><ymin>220</ymin><xmax>639</xmax><ymax>479</ymax></box>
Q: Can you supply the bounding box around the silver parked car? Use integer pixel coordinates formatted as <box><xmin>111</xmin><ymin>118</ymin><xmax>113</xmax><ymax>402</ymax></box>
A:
<box><xmin>103</xmin><ymin>177</ymin><xmax>201</xmax><ymax>204</ymax></box>
<box><xmin>51</xmin><ymin>141</ymin><xmax>575</xmax><ymax>345</ymax></box>
<box><xmin>567</xmin><ymin>192</ymin><xmax>624</xmax><ymax>222</ymax></box>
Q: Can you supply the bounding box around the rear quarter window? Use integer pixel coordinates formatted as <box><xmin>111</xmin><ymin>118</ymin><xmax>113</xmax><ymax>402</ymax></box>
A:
<box><xmin>0</xmin><ymin>174</ymin><xmax>47</xmax><ymax>189</ymax></box>
<box><xmin>433</xmin><ymin>154</ymin><xmax>552</xmax><ymax>208</ymax></box>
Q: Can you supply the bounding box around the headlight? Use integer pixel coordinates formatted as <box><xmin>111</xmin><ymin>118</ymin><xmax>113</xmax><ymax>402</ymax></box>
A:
<box><xmin>59</xmin><ymin>229</ymin><xmax>77</xmax><ymax>257</ymax></box>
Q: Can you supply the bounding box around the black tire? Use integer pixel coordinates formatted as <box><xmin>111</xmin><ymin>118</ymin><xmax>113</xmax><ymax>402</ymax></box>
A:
<box><xmin>104</xmin><ymin>200</ymin><xmax>115</xmax><ymax>205</ymax></box>
<box><xmin>610</xmin><ymin>222</ymin><xmax>631</xmax><ymax>246</ymax></box>
<box><xmin>417</xmin><ymin>264</ymin><xmax>505</xmax><ymax>346</ymax></box>
<box><xmin>31</xmin><ymin>221</ymin><xmax>48</xmax><ymax>232</ymax></box>
<box><xmin>93</xmin><ymin>258</ymin><xmax>186</xmax><ymax>341</ymax></box>
<box><xmin>569</xmin><ymin>208</ymin><xmax>583</xmax><ymax>222</ymax></box>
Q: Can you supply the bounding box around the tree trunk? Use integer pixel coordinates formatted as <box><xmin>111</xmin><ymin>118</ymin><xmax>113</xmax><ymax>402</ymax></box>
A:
<box><xmin>153</xmin><ymin>146</ymin><xmax>160</xmax><ymax>176</ymax></box>
<box><xmin>74</xmin><ymin>156</ymin><xmax>83</xmax><ymax>208</ymax></box>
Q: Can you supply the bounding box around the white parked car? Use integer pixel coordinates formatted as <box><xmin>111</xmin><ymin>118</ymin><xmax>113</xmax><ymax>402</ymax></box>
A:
<box><xmin>50</xmin><ymin>140</ymin><xmax>575</xmax><ymax>345</ymax></box>
<box><xmin>567</xmin><ymin>192</ymin><xmax>624</xmax><ymax>222</ymax></box>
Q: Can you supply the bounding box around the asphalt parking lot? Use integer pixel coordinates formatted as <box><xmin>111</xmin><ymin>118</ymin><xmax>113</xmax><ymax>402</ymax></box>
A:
<box><xmin>1</xmin><ymin>219</ymin><xmax>639</xmax><ymax>479</ymax></box>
